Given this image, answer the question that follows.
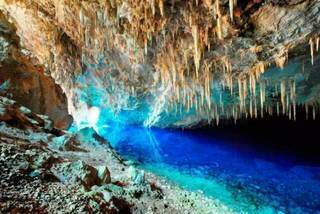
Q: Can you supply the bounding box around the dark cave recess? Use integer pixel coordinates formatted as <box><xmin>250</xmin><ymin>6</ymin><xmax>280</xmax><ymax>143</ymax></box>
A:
<box><xmin>191</xmin><ymin>109</ymin><xmax>320</xmax><ymax>165</ymax></box>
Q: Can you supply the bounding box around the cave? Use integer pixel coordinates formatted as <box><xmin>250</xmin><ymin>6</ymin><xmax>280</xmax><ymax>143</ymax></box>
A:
<box><xmin>0</xmin><ymin>0</ymin><xmax>320</xmax><ymax>213</ymax></box>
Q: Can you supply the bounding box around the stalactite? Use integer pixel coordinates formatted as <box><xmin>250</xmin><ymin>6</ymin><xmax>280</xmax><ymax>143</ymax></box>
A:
<box><xmin>289</xmin><ymin>80</ymin><xmax>297</xmax><ymax>120</ymax></box>
<box><xmin>249</xmin><ymin>99</ymin><xmax>253</xmax><ymax>118</ymax></box>
<box><xmin>250</xmin><ymin>73</ymin><xmax>256</xmax><ymax>97</ymax></box>
<box><xmin>144</xmin><ymin>36</ymin><xmax>148</xmax><ymax>55</ymax></box>
<box><xmin>293</xmin><ymin>103</ymin><xmax>296</xmax><ymax>121</ymax></box>
<box><xmin>243</xmin><ymin>79</ymin><xmax>248</xmax><ymax>102</ymax></box>
<box><xmin>254</xmin><ymin>98</ymin><xmax>257</xmax><ymax>118</ymax></box>
<box><xmin>286</xmin><ymin>95</ymin><xmax>289</xmax><ymax>116</ymax></box>
<box><xmin>229</xmin><ymin>0</ymin><xmax>237</xmax><ymax>22</ymax></box>
<box><xmin>275</xmin><ymin>55</ymin><xmax>287</xmax><ymax>69</ymax></box>
<box><xmin>316</xmin><ymin>37</ymin><xmax>319</xmax><ymax>52</ymax></box>
<box><xmin>309</xmin><ymin>38</ymin><xmax>314</xmax><ymax>65</ymax></box>
<box><xmin>292</xmin><ymin>80</ymin><xmax>296</xmax><ymax>120</ymax></box>
<box><xmin>204</xmin><ymin>26</ymin><xmax>209</xmax><ymax>49</ymax></box>
<box><xmin>159</xmin><ymin>0</ymin><xmax>164</xmax><ymax>17</ymax></box>
<box><xmin>281</xmin><ymin>80</ymin><xmax>286</xmax><ymax>114</ymax></box>
<box><xmin>260</xmin><ymin>81</ymin><xmax>265</xmax><ymax>114</ymax></box>
<box><xmin>289</xmin><ymin>104</ymin><xmax>292</xmax><ymax>120</ymax></box>
<box><xmin>192</xmin><ymin>24</ymin><xmax>200</xmax><ymax>78</ymax></box>
<box><xmin>79</xmin><ymin>7</ymin><xmax>85</xmax><ymax>26</ymax></box>
<box><xmin>229</xmin><ymin>0</ymin><xmax>234</xmax><ymax>22</ymax></box>
<box><xmin>203</xmin><ymin>0</ymin><xmax>213</xmax><ymax>9</ymax></box>
<box><xmin>215</xmin><ymin>105</ymin><xmax>219</xmax><ymax>126</ymax></box>
<box><xmin>150</xmin><ymin>0</ymin><xmax>156</xmax><ymax>16</ymax></box>
<box><xmin>215</xmin><ymin>0</ymin><xmax>222</xmax><ymax>40</ymax></box>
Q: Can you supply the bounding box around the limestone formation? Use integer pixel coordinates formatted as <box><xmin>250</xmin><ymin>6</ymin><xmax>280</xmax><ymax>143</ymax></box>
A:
<box><xmin>0</xmin><ymin>0</ymin><xmax>319</xmax><ymax>127</ymax></box>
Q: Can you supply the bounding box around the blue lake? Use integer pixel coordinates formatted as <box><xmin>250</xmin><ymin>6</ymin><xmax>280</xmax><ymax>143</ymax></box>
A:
<box><xmin>98</xmin><ymin>125</ymin><xmax>320</xmax><ymax>213</ymax></box>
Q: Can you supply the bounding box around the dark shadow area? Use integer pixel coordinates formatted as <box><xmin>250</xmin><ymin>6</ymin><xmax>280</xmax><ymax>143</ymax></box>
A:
<box><xmin>197</xmin><ymin>107</ymin><xmax>320</xmax><ymax>166</ymax></box>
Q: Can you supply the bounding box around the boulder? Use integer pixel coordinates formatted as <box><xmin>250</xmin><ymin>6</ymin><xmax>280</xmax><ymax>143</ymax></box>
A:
<box><xmin>52</xmin><ymin>160</ymin><xmax>101</xmax><ymax>190</ymax></box>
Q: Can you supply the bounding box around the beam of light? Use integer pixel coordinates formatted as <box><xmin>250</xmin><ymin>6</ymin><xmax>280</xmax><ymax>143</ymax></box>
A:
<box><xmin>88</xmin><ymin>106</ymin><xmax>101</xmax><ymax>130</ymax></box>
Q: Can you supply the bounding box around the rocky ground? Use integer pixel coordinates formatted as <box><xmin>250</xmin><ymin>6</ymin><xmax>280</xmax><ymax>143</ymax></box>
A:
<box><xmin>0</xmin><ymin>96</ymin><xmax>233</xmax><ymax>214</ymax></box>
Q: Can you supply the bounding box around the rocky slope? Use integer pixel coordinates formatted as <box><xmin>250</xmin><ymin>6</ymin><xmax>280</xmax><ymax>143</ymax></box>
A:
<box><xmin>0</xmin><ymin>95</ymin><xmax>233</xmax><ymax>213</ymax></box>
<box><xmin>0</xmin><ymin>1</ymin><xmax>319</xmax><ymax>127</ymax></box>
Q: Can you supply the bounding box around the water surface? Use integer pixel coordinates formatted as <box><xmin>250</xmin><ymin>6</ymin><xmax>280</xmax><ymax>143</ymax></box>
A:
<box><xmin>98</xmin><ymin>124</ymin><xmax>320</xmax><ymax>213</ymax></box>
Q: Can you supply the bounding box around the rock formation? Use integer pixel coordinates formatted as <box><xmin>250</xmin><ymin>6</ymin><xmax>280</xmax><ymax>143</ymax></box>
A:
<box><xmin>0</xmin><ymin>0</ymin><xmax>319</xmax><ymax>127</ymax></box>
<box><xmin>0</xmin><ymin>11</ymin><xmax>72</xmax><ymax>129</ymax></box>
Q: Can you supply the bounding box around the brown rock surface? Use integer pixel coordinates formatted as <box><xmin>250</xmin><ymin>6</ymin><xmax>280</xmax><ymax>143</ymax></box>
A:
<box><xmin>0</xmin><ymin>11</ymin><xmax>72</xmax><ymax>129</ymax></box>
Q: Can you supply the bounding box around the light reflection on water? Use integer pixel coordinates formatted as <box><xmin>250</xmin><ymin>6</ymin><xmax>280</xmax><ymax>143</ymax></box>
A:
<box><xmin>98</xmin><ymin>125</ymin><xmax>320</xmax><ymax>213</ymax></box>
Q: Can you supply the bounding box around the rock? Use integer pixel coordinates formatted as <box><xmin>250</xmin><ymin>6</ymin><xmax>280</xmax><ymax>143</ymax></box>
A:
<box><xmin>97</xmin><ymin>165</ymin><xmax>111</xmax><ymax>184</ymax></box>
<box><xmin>0</xmin><ymin>11</ymin><xmax>72</xmax><ymax>130</ymax></box>
<box><xmin>51</xmin><ymin>127</ymin><xmax>114</xmax><ymax>153</ymax></box>
<box><xmin>51</xmin><ymin>134</ymin><xmax>88</xmax><ymax>152</ymax></box>
<box><xmin>128</xmin><ymin>166</ymin><xmax>145</xmax><ymax>185</ymax></box>
<box><xmin>52</xmin><ymin>160</ymin><xmax>100</xmax><ymax>190</ymax></box>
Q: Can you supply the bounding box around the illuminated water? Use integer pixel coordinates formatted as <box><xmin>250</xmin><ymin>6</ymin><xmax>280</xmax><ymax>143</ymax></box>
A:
<box><xmin>98</xmin><ymin>125</ymin><xmax>320</xmax><ymax>213</ymax></box>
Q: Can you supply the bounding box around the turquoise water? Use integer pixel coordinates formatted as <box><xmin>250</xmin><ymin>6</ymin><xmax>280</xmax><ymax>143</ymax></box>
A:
<box><xmin>98</xmin><ymin>125</ymin><xmax>320</xmax><ymax>213</ymax></box>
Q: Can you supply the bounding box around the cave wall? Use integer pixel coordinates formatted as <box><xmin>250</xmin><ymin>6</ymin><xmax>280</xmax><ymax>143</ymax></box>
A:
<box><xmin>0</xmin><ymin>11</ymin><xmax>72</xmax><ymax>129</ymax></box>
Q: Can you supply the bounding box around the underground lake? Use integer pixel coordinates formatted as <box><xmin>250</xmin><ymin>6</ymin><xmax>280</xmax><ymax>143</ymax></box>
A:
<box><xmin>98</xmin><ymin>117</ymin><xmax>320</xmax><ymax>213</ymax></box>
